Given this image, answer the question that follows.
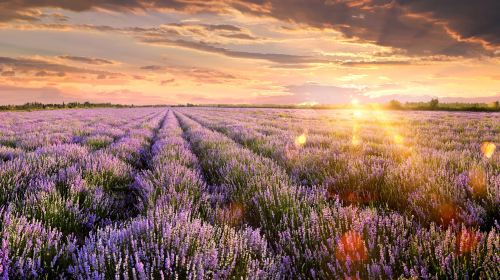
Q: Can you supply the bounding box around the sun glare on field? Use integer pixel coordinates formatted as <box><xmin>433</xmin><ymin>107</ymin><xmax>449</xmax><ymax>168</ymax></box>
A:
<box><xmin>468</xmin><ymin>165</ymin><xmax>487</xmax><ymax>196</ymax></box>
<box><xmin>394</xmin><ymin>134</ymin><xmax>404</xmax><ymax>145</ymax></box>
<box><xmin>335</xmin><ymin>230</ymin><xmax>368</xmax><ymax>262</ymax></box>
<box><xmin>352</xmin><ymin>135</ymin><xmax>360</xmax><ymax>146</ymax></box>
<box><xmin>1</xmin><ymin>0</ymin><xmax>499</xmax><ymax>277</ymax></box>
<box><xmin>295</xmin><ymin>133</ymin><xmax>307</xmax><ymax>146</ymax></box>
<box><xmin>457</xmin><ymin>228</ymin><xmax>481</xmax><ymax>255</ymax></box>
<box><xmin>480</xmin><ymin>142</ymin><xmax>496</xmax><ymax>158</ymax></box>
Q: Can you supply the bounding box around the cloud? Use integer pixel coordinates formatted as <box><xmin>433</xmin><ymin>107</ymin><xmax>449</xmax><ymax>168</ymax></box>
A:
<box><xmin>144</xmin><ymin>38</ymin><xmax>327</xmax><ymax>64</ymax></box>
<box><xmin>4</xmin><ymin>23</ymin><xmax>317</xmax><ymax>64</ymax></box>
<box><xmin>0</xmin><ymin>85</ymin><xmax>71</xmax><ymax>104</ymax></box>
<box><xmin>140</xmin><ymin>64</ymin><xmax>239</xmax><ymax>83</ymax></box>
<box><xmin>258</xmin><ymin>81</ymin><xmax>499</xmax><ymax>105</ymax></box>
<box><xmin>1</xmin><ymin>1</ymin><xmax>497</xmax><ymax>56</ymax></box>
<box><xmin>342</xmin><ymin>60</ymin><xmax>412</xmax><ymax>66</ymax></box>
<box><xmin>236</xmin><ymin>0</ymin><xmax>495</xmax><ymax>56</ymax></box>
<box><xmin>439</xmin><ymin>94</ymin><xmax>500</xmax><ymax>103</ymax></box>
<box><xmin>257</xmin><ymin>82</ymin><xmax>363</xmax><ymax>104</ymax></box>
<box><xmin>35</xmin><ymin>70</ymin><xmax>65</xmax><ymax>77</ymax></box>
<box><xmin>396</xmin><ymin>0</ymin><xmax>499</xmax><ymax>47</ymax></box>
<box><xmin>58</xmin><ymin>55</ymin><xmax>115</xmax><ymax>65</ymax></box>
<box><xmin>0</xmin><ymin>1</ymin><xmax>226</xmax><ymax>24</ymax></box>
<box><xmin>0</xmin><ymin>56</ymin><xmax>122</xmax><ymax>79</ymax></box>
<box><xmin>0</xmin><ymin>84</ymin><xmax>174</xmax><ymax>105</ymax></box>
<box><xmin>161</xmin><ymin>78</ymin><xmax>175</xmax><ymax>85</ymax></box>
<box><xmin>155</xmin><ymin>22</ymin><xmax>260</xmax><ymax>42</ymax></box>
<box><xmin>92</xmin><ymin>89</ymin><xmax>173</xmax><ymax>104</ymax></box>
<box><xmin>1</xmin><ymin>70</ymin><xmax>15</xmax><ymax>76</ymax></box>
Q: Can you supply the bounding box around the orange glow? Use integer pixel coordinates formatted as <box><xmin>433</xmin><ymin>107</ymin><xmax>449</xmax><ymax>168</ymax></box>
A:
<box><xmin>480</xmin><ymin>142</ymin><xmax>496</xmax><ymax>158</ymax></box>
<box><xmin>335</xmin><ymin>230</ymin><xmax>368</xmax><ymax>262</ymax></box>
<box><xmin>341</xmin><ymin>191</ymin><xmax>377</xmax><ymax>205</ymax></box>
<box><xmin>456</xmin><ymin>228</ymin><xmax>481</xmax><ymax>255</ymax></box>
<box><xmin>352</xmin><ymin>135</ymin><xmax>361</xmax><ymax>146</ymax></box>
<box><xmin>438</xmin><ymin>203</ymin><xmax>457</xmax><ymax>226</ymax></box>
<box><xmin>394</xmin><ymin>134</ymin><xmax>404</xmax><ymax>145</ymax></box>
<box><xmin>468</xmin><ymin>166</ymin><xmax>487</xmax><ymax>196</ymax></box>
<box><xmin>217</xmin><ymin>202</ymin><xmax>244</xmax><ymax>226</ymax></box>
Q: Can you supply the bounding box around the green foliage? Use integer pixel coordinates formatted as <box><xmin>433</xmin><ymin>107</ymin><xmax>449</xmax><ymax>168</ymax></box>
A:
<box><xmin>388</xmin><ymin>99</ymin><xmax>403</xmax><ymax>109</ymax></box>
<box><xmin>0</xmin><ymin>102</ymin><xmax>137</xmax><ymax>111</ymax></box>
<box><xmin>430</xmin><ymin>98</ymin><xmax>439</xmax><ymax>109</ymax></box>
<box><xmin>173</xmin><ymin>100</ymin><xmax>500</xmax><ymax>112</ymax></box>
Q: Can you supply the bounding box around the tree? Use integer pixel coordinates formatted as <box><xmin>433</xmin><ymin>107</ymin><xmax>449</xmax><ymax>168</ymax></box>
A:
<box><xmin>388</xmin><ymin>99</ymin><xmax>402</xmax><ymax>109</ymax></box>
<box><xmin>429</xmin><ymin>98</ymin><xmax>439</xmax><ymax>109</ymax></box>
<box><xmin>493</xmin><ymin>101</ymin><xmax>499</xmax><ymax>109</ymax></box>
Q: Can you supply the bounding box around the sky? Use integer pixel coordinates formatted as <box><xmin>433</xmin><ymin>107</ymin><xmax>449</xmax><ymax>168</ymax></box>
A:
<box><xmin>0</xmin><ymin>0</ymin><xmax>499</xmax><ymax>105</ymax></box>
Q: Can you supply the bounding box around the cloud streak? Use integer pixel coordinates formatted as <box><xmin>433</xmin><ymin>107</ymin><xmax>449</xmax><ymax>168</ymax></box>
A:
<box><xmin>58</xmin><ymin>55</ymin><xmax>115</xmax><ymax>65</ymax></box>
<box><xmin>144</xmin><ymin>38</ymin><xmax>327</xmax><ymax>64</ymax></box>
<box><xmin>140</xmin><ymin>64</ymin><xmax>240</xmax><ymax>83</ymax></box>
<box><xmin>1</xmin><ymin>0</ymin><xmax>497</xmax><ymax>56</ymax></box>
<box><xmin>0</xmin><ymin>56</ymin><xmax>124</xmax><ymax>82</ymax></box>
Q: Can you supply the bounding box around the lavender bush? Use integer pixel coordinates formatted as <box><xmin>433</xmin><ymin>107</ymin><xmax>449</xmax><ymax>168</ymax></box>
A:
<box><xmin>0</xmin><ymin>107</ymin><xmax>498</xmax><ymax>279</ymax></box>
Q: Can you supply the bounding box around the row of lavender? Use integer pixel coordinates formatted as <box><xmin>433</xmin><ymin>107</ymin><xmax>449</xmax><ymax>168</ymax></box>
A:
<box><xmin>0</xmin><ymin>108</ymin><xmax>167</xmax><ymax>278</ymax></box>
<box><xmin>0</xmin><ymin>107</ymin><xmax>498</xmax><ymax>279</ymax></box>
<box><xmin>0</xmin><ymin>108</ymin><xmax>281</xmax><ymax>279</ymax></box>
<box><xmin>178</xmin><ymin>108</ymin><xmax>499</xmax><ymax>230</ymax></box>
<box><xmin>172</xmin><ymin>109</ymin><xmax>499</xmax><ymax>279</ymax></box>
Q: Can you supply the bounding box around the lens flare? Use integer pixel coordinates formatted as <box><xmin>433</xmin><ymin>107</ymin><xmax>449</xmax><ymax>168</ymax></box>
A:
<box><xmin>456</xmin><ymin>228</ymin><xmax>481</xmax><ymax>255</ymax></box>
<box><xmin>468</xmin><ymin>166</ymin><xmax>487</xmax><ymax>196</ymax></box>
<box><xmin>335</xmin><ymin>230</ymin><xmax>368</xmax><ymax>262</ymax></box>
<box><xmin>438</xmin><ymin>203</ymin><xmax>456</xmax><ymax>226</ymax></box>
<box><xmin>480</xmin><ymin>142</ymin><xmax>496</xmax><ymax>158</ymax></box>
<box><xmin>394</xmin><ymin>134</ymin><xmax>404</xmax><ymax>145</ymax></box>
<box><xmin>353</xmin><ymin>110</ymin><xmax>363</xmax><ymax>118</ymax></box>
<box><xmin>217</xmin><ymin>202</ymin><xmax>244</xmax><ymax>226</ymax></box>
<box><xmin>295</xmin><ymin>133</ymin><xmax>307</xmax><ymax>146</ymax></box>
<box><xmin>352</xmin><ymin>135</ymin><xmax>360</xmax><ymax>146</ymax></box>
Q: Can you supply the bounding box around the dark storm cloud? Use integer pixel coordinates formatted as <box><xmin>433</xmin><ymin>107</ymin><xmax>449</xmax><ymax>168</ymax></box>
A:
<box><xmin>1</xmin><ymin>0</ymin><xmax>497</xmax><ymax>56</ymax></box>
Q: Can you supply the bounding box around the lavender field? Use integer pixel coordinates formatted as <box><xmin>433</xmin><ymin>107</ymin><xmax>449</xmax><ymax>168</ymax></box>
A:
<box><xmin>0</xmin><ymin>107</ymin><xmax>498</xmax><ymax>279</ymax></box>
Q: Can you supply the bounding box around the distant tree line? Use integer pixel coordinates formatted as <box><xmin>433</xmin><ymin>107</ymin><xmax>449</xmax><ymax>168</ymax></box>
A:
<box><xmin>385</xmin><ymin>98</ymin><xmax>500</xmax><ymax>112</ymax></box>
<box><xmin>0</xmin><ymin>102</ymin><xmax>149</xmax><ymax>111</ymax></box>
<box><xmin>184</xmin><ymin>99</ymin><xmax>500</xmax><ymax>112</ymax></box>
<box><xmin>2</xmin><ymin>100</ymin><xmax>499</xmax><ymax>112</ymax></box>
